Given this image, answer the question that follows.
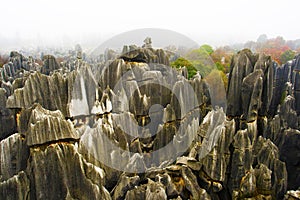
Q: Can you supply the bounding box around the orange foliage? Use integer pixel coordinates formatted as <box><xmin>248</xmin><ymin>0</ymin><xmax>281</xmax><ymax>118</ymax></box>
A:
<box><xmin>256</xmin><ymin>36</ymin><xmax>290</xmax><ymax>64</ymax></box>
<box><xmin>210</xmin><ymin>46</ymin><xmax>234</xmax><ymax>73</ymax></box>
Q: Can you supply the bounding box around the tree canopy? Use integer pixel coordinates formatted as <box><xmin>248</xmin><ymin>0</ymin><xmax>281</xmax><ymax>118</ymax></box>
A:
<box><xmin>200</xmin><ymin>44</ymin><xmax>214</xmax><ymax>55</ymax></box>
<box><xmin>280</xmin><ymin>50</ymin><xmax>295</xmax><ymax>64</ymax></box>
<box><xmin>171</xmin><ymin>57</ymin><xmax>197</xmax><ymax>79</ymax></box>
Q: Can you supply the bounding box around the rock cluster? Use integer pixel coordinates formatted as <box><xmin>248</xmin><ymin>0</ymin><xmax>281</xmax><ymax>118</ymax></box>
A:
<box><xmin>0</xmin><ymin>45</ymin><xmax>299</xmax><ymax>200</ymax></box>
<box><xmin>0</xmin><ymin>51</ymin><xmax>39</xmax><ymax>82</ymax></box>
<box><xmin>40</xmin><ymin>55</ymin><xmax>61</xmax><ymax>75</ymax></box>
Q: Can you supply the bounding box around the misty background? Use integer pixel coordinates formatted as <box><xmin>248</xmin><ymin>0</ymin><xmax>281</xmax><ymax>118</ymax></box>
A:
<box><xmin>1</xmin><ymin>0</ymin><xmax>299</xmax><ymax>52</ymax></box>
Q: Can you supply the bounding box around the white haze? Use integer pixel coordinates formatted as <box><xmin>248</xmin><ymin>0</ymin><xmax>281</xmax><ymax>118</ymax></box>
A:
<box><xmin>0</xmin><ymin>0</ymin><xmax>299</xmax><ymax>50</ymax></box>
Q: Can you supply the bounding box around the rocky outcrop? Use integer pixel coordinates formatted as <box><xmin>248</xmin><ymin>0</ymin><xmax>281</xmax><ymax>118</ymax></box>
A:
<box><xmin>0</xmin><ymin>171</ymin><xmax>30</xmax><ymax>200</ymax></box>
<box><xmin>226</xmin><ymin>49</ymin><xmax>295</xmax><ymax>199</ymax></box>
<box><xmin>0</xmin><ymin>134</ymin><xmax>29</xmax><ymax>181</ymax></box>
<box><xmin>6</xmin><ymin>71</ymin><xmax>69</xmax><ymax>115</ymax></box>
<box><xmin>112</xmin><ymin>174</ymin><xmax>140</xmax><ymax>200</ymax></box>
<box><xmin>0</xmin><ymin>88</ymin><xmax>16</xmax><ymax>140</ymax></box>
<box><xmin>285</xmin><ymin>189</ymin><xmax>300</xmax><ymax>199</ymax></box>
<box><xmin>40</xmin><ymin>55</ymin><xmax>61</xmax><ymax>75</ymax></box>
<box><xmin>264</xmin><ymin>55</ymin><xmax>300</xmax><ymax>192</ymax></box>
<box><xmin>1</xmin><ymin>46</ymin><xmax>300</xmax><ymax>199</ymax></box>
<box><xmin>227</xmin><ymin>49</ymin><xmax>273</xmax><ymax>119</ymax></box>
<box><xmin>19</xmin><ymin>104</ymin><xmax>79</xmax><ymax>146</ymax></box>
<box><xmin>5</xmin><ymin>46</ymin><xmax>212</xmax><ymax>199</ymax></box>
<box><xmin>120</xmin><ymin>47</ymin><xmax>170</xmax><ymax>66</ymax></box>
<box><xmin>0</xmin><ymin>133</ymin><xmax>30</xmax><ymax>199</ymax></box>
<box><xmin>0</xmin><ymin>52</ymin><xmax>39</xmax><ymax>82</ymax></box>
<box><xmin>276</xmin><ymin>129</ymin><xmax>300</xmax><ymax>191</ymax></box>
<box><xmin>29</xmin><ymin>143</ymin><xmax>111</xmax><ymax>200</ymax></box>
<box><xmin>75</xmin><ymin>56</ymin><xmax>210</xmax><ymax>189</ymax></box>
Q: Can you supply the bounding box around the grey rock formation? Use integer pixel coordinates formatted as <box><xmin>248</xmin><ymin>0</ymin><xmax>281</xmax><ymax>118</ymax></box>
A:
<box><xmin>120</xmin><ymin>47</ymin><xmax>170</xmax><ymax>66</ymax></box>
<box><xmin>0</xmin><ymin>88</ymin><xmax>16</xmax><ymax>140</ymax></box>
<box><xmin>125</xmin><ymin>185</ymin><xmax>146</xmax><ymax>200</ymax></box>
<box><xmin>0</xmin><ymin>171</ymin><xmax>30</xmax><ymax>200</ymax></box>
<box><xmin>29</xmin><ymin>143</ymin><xmax>111</xmax><ymax>200</ymax></box>
<box><xmin>7</xmin><ymin>72</ymin><xmax>69</xmax><ymax>115</ymax></box>
<box><xmin>142</xmin><ymin>37</ymin><xmax>153</xmax><ymax>48</ymax></box>
<box><xmin>0</xmin><ymin>134</ymin><xmax>29</xmax><ymax>181</ymax></box>
<box><xmin>284</xmin><ymin>188</ymin><xmax>300</xmax><ymax>199</ymax></box>
<box><xmin>264</xmin><ymin>55</ymin><xmax>300</xmax><ymax>192</ymax></box>
<box><xmin>145</xmin><ymin>179</ymin><xmax>167</xmax><ymax>200</ymax></box>
<box><xmin>196</xmin><ymin>109</ymin><xmax>235</xmax><ymax>196</ymax></box>
<box><xmin>112</xmin><ymin>174</ymin><xmax>140</xmax><ymax>200</ymax></box>
<box><xmin>105</xmin><ymin>49</ymin><xmax>119</xmax><ymax>62</ymax></box>
<box><xmin>227</xmin><ymin>49</ymin><xmax>273</xmax><ymax>119</ymax></box>
<box><xmin>40</xmin><ymin>55</ymin><xmax>61</xmax><ymax>75</ymax></box>
<box><xmin>241</xmin><ymin>69</ymin><xmax>263</xmax><ymax>121</ymax></box>
<box><xmin>276</xmin><ymin>129</ymin><xmax>300</xmax><ymax>191</ymax></box>
<box><xmin>0</xmin><ymin>51</ymin><xmax>39</xmax><ymax>82</ymax></box>
<box><xmin>1</xmin><ymin>45</ymin><xmax>300</xmax><ymax>200</ymax></box>
<box><xmin>20</xmin><ymin>104</ymin><xmax>79</xmax><ymax>146</ymax></box>
<box><xmin>253</xmin><ymin>136</ymin><xmax>287</xmax><ymax>199</ymax></box>
<box><xmin>68</xmin><ymin>63</ymin><xmax>98</xmax><ymax>117</ymax></box>
<box><xmin>269</xmin><ymin>55</ymin><xmax>300</xmax><ymax>116</ymax></box>
<box><xmin>181</xmin><ymin>166</ymin><xmax>211</xmax><ymax>200</ymax></box>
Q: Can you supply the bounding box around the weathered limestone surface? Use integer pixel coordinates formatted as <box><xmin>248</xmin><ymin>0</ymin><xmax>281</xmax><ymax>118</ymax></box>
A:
<box><xmin>6</xmin><ymin>71</ymin><xmax>69</xmax><ymax>115</ymax></box>
<box><xmin>19</xmin><ymin>104</ymin><xmax>79</xmax><ymax>146</ymax></box>
<box><xmin>40</xmin><ymin>55</ymin><xmax>61</xmax><ymax>75</ymax></box>
<box><xmin>29</xmin><ymin>143</ymin><xmax>111</xmax><ymax>200</ymax></box>
<box><xmin>0</xmin><ymin>171</ymin><xmax>30</xmax><ymax>200</ymax></box>
<box><xmin>227</xmin><ymin>49</ymin><xmax>273</xmax><ymax>119</ymax></box>
<box><xmin>265</xmin><ymin>55</ymin><xmax>300</xmax><ymax>192</ymax></box>
<box><xmin>0</xmin><ymin>46</ymin><xmax>300</xmax><ymax>199</ymax></box>
<box><xmin>0</xmin><ymin>134</ymin><xmax>29</xmax><ymax>181</ymax></box>
<box><xmin>0</xmin><ymin>88</ymin><xmax>16</xmax><ymax>140</ymax></box>
<box><xmin>0</xmin><ymin>51</ymin><xmax>39</xmax><ymax>82</ymax></box>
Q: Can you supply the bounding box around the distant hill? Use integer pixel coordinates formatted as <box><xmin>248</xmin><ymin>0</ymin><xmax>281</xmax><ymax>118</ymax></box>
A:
<box><xmin>90</xmin><ymin>28</ymin><xmax>199</xmax><ymax>56</ymax></box>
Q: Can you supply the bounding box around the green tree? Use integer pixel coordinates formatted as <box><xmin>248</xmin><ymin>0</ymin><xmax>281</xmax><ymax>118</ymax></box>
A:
<box><xmin>184</xmin><ymin>46</ymin><xmax>215</xmax><ymax>77</ymax></box>
<box><xmin>171</xmin><ymin>57</ymin><xmax>197</xmax><ymax>79</ymax></box>
<box><xmin>200</xmin><ymin>44</ymin><xmax>214</xmax><ymax>55</ymax></box>
<box><xmin>280</xmin><ymin>50</ymin><xmax>295</xmax><ymax>64</ymax></box>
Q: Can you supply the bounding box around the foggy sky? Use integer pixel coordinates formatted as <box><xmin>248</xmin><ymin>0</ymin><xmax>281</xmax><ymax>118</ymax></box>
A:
<box><xmin>1</xmin><ymin>0</ymin><xmax>299</xmax><ymax>49</ymax></box>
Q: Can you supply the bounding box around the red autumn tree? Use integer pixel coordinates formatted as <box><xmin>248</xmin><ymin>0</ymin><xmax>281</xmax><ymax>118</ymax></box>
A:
<box><xmin>256</xmin><ymin>36</ymin><xmax>290</xmax><ymax>64</ymax></box>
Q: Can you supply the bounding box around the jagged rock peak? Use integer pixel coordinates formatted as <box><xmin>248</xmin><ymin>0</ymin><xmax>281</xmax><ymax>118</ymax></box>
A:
<box><xmin>227</xmin><ymin>49</ymin><xmax>273</xmax><ymax>119</ymax></box>
<box><xmin>0</xmin><ymin>51</ymin><xmax>39</xmax><ymax>82</ymax></box>
<box><xmin>29</xmin><ymin>143</ymin><xmax>111</xmax><ymax>199</ymax></box>
<box><xmin>0</xmin><ymin>134</ymin><xmax>29</xmax><ymax>181</ymax></box>
<box><xmin>41</xmin><ymin>54</ymin><xmax>61</xmax><ymax>75</ymax></box>
<box><xmin>19</xmin><ymin>104</ymin><xmax>79</xmax><ymax>146</ymax></box>
<box><xmin>7</xmin><ymin>71</ymin><xmax>69</xmax><ymax>116</ymax></box>
<box><xmin>119</xmin><ymin>45</ymin><xmax>170</xmax><ymax>66</ymax></box>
